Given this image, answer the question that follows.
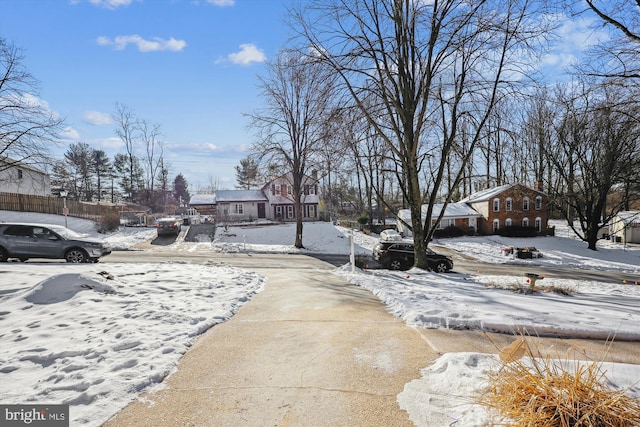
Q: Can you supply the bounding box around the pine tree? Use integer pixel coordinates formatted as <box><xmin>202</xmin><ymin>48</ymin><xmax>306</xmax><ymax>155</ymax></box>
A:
<box><xmin>235</xmin><ymin>157</ymin><xmax>259</xmax><ymax>189</ymax></box>
<box><xmin>173</xmin><ymin>173</ymin><xmax>190</xmax><ymax>207</ymax></box>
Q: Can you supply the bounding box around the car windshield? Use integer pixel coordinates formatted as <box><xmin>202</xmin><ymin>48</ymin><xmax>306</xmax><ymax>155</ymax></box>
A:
<box><xmin>49</xmin><ymin>225</ymin><xmax>84</xmax><ymax>239</ymax></box>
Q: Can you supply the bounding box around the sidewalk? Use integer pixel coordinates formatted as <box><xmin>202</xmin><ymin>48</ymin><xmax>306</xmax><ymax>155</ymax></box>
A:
<box><xmin>105</xmin><ymin>256</ymin><xmax>640</xmax><ymax>426</ymax></box>
<box><xmin>104</xmin><ymin>259</ymin><xmax>438</xmax><ymax>426</ymax></box>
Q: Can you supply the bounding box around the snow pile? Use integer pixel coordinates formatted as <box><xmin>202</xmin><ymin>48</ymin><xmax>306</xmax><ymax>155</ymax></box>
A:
<box><xmin>0</xmin><ymin>262</ymin><xmax>264</xmax><ymax>426</ymax></box>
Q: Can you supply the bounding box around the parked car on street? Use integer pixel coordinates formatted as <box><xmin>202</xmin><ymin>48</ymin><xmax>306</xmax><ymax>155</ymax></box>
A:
<box><xmin>0</xmin><ymin>223</ymin><xmax>111</xmax><ymax>263</ymax></box>
<box><xmin>156</xmin><ymin>217</ymin><xmax>181</xmax><ymax>237</ymax></box>
<box><xmin>373</xmin><ymin>237</ymin><xmax>453</xmax><ymax>272</ymax></box>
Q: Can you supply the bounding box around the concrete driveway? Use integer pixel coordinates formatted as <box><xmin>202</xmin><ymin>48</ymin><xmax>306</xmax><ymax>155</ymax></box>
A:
<box><xmin>104</xmin><ymin>253</ymin><xmax>640</xmax><ymax>426</ymax></box>
<box><xmin>104</xmin><ymin>256</ymin><xmax>437</xmax><ymax>426</ymax></box>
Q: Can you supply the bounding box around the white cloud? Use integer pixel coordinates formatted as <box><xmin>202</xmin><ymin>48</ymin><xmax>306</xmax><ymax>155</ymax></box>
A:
<box><xmin>97</xmin><ymin>35</ymin><xmax>187</xmax><ymax>52</ymax></box>
<box><xmin>59</xmin><ymin>126</ymin><xmax>81</xmax><ymax>140</ymax></box>
<box><xmin>207</xmin><ymin>0</ymin><xmax>235</xmax><ymax>6</ymax></box>
<box><xmin>71</xmin><ymin>0</ymin><xmax>136</xmax><ymax>9</ymax></box>
<box><xmin>226</xmin><ymin>43</ymin><xmax>266</xmax><ymax>66</ymax></box>
<box><xmin>83</xmin><ymin>110</ymin><xmax>114</xmax><ymax>126</ymax></box>
<box><xmin>539</xmin><ymin>13</ymin><xmax>611</xmax><ymax>72</ymax></box>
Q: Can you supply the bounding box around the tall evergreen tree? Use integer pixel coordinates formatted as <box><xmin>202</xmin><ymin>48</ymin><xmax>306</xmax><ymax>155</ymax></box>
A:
<box><xmin>235</xmin><ymin>157</ymin><xmax>260</xmax><ymax>189</ymax></box>
<box><xmin>93</xmin><ymin>149</ymin><xmax>111</xmax><ymax>202</ymax></box>
<box><xmin>173</xmin><ymin>173</ymin><xmax>190</xmax><ymax>207</ymax></box>
<box><xmin>64</xmin><ymin>142</ymin><xmax>93</xmax><ymax>201</ymax></box>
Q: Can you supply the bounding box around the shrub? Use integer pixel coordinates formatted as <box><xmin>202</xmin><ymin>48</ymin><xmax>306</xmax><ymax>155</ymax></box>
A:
<box><xmin>433</xmin><ymin>226</ymin><xmax>468</xmax><ymax>238</ymax></box>
<box><xmin>498</xmin><ymin>225</ymin><xmax>538</xmax><ymax>237</ymax></box>
<box><xmin>356</xmin><ymin>212</ymin><xmax>370</xmax><ymax>226</ymax></box>
<box><xmin>98</xmin><ymin>211</ymin><xmax>121</xmax><ymax>233</ymax></box>
<box><xmin>477</xmin><ymin>338</ymin><xmax>640</xmax><ymax>426</ymax></box>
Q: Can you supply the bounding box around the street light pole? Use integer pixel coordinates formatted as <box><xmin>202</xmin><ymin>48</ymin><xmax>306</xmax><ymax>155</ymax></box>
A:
<box><xmin>60</xmin><ymin>190</ymin><xmax>68</xmax><ymax>228</ymax></box>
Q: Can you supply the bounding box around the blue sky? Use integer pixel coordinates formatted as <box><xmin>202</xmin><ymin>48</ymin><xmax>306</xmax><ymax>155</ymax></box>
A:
<box><xmin>0</xmin><ymin>0</ymin><xmax>608</xmax><ymax>192</ymax></box>
<box><xmin>0</xmin><ymin>0</ymin><xmax>291</xmax><ymax>191</ymax></box>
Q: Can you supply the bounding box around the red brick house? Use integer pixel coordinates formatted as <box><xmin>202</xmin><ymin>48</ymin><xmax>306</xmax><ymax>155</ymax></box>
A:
<box><xmin>460</xmin><ymin>184</ymin><xmax>548</xmax><ymax>235</ymax></box>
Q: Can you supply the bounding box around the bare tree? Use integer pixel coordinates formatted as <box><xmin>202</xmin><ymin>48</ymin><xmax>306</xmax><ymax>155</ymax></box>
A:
<box><xmin>291</xmin><ymin>0</ymin><xmax>551</xmax><ymax>268</ymax></box>
<box><xmin>578</xmin><ymin>1</ymin><xmax>640</xmax><ymax>80</ymax></box>
<box><xmin>247</xmin><ymin>50</ymin><xmax>337</xmax><ymax>248</ymax></box>
<box><xmin>548</xmin><ymin>83</ymin><xmax>640</xmax><ymax>250</ymax></box>
<box><xmin>113</xmin><ymin>103</ymin><xmax>140</xmax><ymax>202</ymax></box>
<box><xmin>139</xmin><ymin>119</ymin><xmax>163</xmax><ymax>207</ymax></box>
<box><xmin>1</xmin><ymin>38</ymin><xmax>64</xmax><ymax>173</ymax></box>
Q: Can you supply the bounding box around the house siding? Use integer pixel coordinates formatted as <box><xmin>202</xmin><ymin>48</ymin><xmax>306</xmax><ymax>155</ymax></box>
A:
<box><xmin>0</xmin><ymin>161</ymin><xmax>51</xmax><ymax>196</ymax></box>
<box><xmin>188</xmin><ymin>173</ymin><xmax>320</xmax><ymax>223</ymax></box>
<box><xmin>469</xmin><ymin>184</ymin><xmax>548</xmax><ymax>235</ymax></box>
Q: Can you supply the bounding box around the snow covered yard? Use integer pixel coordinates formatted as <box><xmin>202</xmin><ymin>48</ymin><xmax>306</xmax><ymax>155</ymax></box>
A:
<box><xmin>1</xmin><ymin>211</ymin><xmax>639</xmax><ymax>426</ymax></box>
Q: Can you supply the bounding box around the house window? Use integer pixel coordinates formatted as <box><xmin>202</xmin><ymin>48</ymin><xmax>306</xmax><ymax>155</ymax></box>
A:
<box><xmin>493</xmin><ymin>198</ymin><xmax>500</xmax><ymax>212</ymax></box>
<box><xmin>234</xmin><ymin>204</ymin><xmax>244</xmax><ymax>215</ymax></box>
<box><xmin>522</xmin><ymin>217</ymin><xmax>529</xmax><ymax>227</ymax></box>
<box><xmin>271</xmin><ymin>184</ymin><xmax>276</xmax><ymax>195</ymax></box>
<box><xmin>275</xmin><ymin>206</ymin><xmax>283</xmax><ymax>218</ymax></box>
<box><xmin>17</xmin><ymin>169</ymin><xmax>23</xmax><ymax>179</ymax></box>
<box><xmin>305</xmin><ymin>205</ymin><xmax>316</xmax><ymax>218</ymax></box>
<box><xmin>523</xmin><ymin>197</ymin><xmax>529</xmax><ymax>211</ymax></box>
<box><xmin>535</xmin><ymin>217</ymin><xmax>542</xmax><ymax>232</ymax></box>
<box><xmin>493</xmin><ymin>219</ymin><xmax>500</xmax><ymax>233</ymax></box>
<box><xmin>506</xmin><ymin>198</ymin><xmax>512</xmax><ymax>212</ymax></box>
<box><xmin>506</xmin><ymin>218</ymin><xmax>512</xmax><ymax>227</ymax></box>
<box><xmin>535</xmin><ymin>196</ymin><xmax>542</xmax><ymax>210</ymax></box>
<box><xmin>286</xmin><ymin>205</ymin><xmax>294</xmax><ymax>218</ymax></box>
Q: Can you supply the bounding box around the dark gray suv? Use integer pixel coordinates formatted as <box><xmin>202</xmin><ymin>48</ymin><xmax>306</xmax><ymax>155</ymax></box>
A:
<box><xmin>0</xmin><ymin>223</ymin><xmax>111</xmax><ymax>263</ymax></box>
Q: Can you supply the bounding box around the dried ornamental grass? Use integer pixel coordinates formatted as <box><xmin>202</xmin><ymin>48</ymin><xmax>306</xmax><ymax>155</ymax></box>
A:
<box><xmin>478</xmin><ymin>339</ymin><xmax>640</xmax><ymax>426</ymax></box>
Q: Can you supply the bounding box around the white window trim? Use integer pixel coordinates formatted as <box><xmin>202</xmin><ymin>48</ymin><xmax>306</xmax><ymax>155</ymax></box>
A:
<box><xmin>535</xmin><ymin>217</ymin><xmax>542</xmax><ymax>232</ymax></box>
<box><xmin>535</xmin><ymin>196</ymin><xmax>543</xmax><ymax>210</ymax></box>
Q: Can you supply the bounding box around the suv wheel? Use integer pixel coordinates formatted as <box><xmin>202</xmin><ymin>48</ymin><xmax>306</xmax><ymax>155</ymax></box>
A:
<box><xmin>389</xmin><ymin>258</ymin><xmax>405</xmax><ymax>271</ymax></box>
<box><xmin>434</xmin><ymin>261</ymin><xmax>449</xmax><ymax>273</ymax></box>
<box><xmin>65</xmin><ymin>249</ymin><xmax>88</xmax><ymax>263</ymax></box>
<box><xmin>0</xmin><ymin>248</ymin><xmax>7</xmax><ymax>262</ymax></box>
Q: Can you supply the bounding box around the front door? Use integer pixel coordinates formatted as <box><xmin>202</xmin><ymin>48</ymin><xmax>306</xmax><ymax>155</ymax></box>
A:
<box><xmin>257</xmin><ymin>203</ymin><xmax>266</xmax><ymax>219</ymax></box>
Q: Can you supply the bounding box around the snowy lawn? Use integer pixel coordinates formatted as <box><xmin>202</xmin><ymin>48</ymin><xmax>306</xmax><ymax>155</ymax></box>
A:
<box><xmin>1</xmin><ymin>211</ymin><xmax>639</xmax><ymax>426</ymax></box>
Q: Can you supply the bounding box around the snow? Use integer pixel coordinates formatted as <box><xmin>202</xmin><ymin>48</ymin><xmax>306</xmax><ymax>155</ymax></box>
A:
<box><xmin>1</xmin><ymin>211</ymin><xmax>639</xmax><ymax>426</ymax></box>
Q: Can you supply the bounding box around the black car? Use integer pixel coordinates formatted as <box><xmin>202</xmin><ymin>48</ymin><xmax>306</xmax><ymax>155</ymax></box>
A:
<box><xmin>156</xmin><ymin>217</ymin><xmax>181</xmax><ymax>237</ymax></box>
<box><xmin>372</xmin><ymin>240</ymin><xmax>453</xmax><ymax>272</ymax></box>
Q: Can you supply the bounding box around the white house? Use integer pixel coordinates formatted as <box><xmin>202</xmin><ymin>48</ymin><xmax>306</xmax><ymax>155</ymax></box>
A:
<box><xmin>188</xmin><ymin>173</ymin><xmax>320</xmax><ymax>223</ymax></box>
<box><xmin>262</xmin><ymin>173</ymin><xmax>319</xmax><ymax>221</ymax></box>
<box><xmin>609</xmin><ymin>211</ymin><xmax>640</xmax><ymax>244</ymax></box>
<box><xmin>0</xmin><ymin>159</ymin><xmax>51</xmax><ymax>196</ymax></box>
<box><xmin>215</xmin><ymin>190</ymin><xmax>269</xmax><ymax>221</ymax></box>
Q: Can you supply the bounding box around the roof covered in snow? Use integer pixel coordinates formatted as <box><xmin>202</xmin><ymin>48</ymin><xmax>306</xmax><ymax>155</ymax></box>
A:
<box><xmin>398</xmin><ymin>203</ymin><xmax>482</xmax><ymax>220</ymax></box>
<box><xmin>189</xmin><ymin>191</ymin><xmax>268</xmax><ymax>205</ymax></box>
<box><xmin>215</xmin><ymin>190</ymin><xmax>268</xmax><ymax>202</ymax></box>
<box><xmin>616</xmin><ymin>211</ymin><xmax>640</xmax><ymax>226</ymax></box>
<box><xmin>459</xmin><ymin>183</ymin><xmax>545</xmax><ymax>203</ymax></box>
<box><xmin>189</xmin><ymin>194</ymin><xmax>216</xmax><ymax>205</ymax></box>
<box><xmin>459</xmin><ymin>184</ymin><xmax>514</xmax><ymax>203</ymax></box>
